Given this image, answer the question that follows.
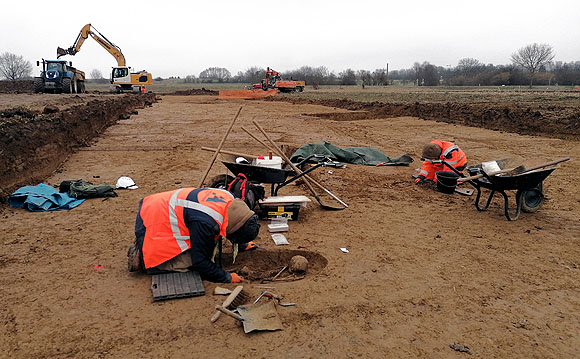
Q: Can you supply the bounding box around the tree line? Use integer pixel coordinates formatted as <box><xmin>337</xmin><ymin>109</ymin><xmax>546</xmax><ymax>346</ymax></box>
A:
<box><xmin>2</xmin><ymin>43</ymin><xmax>579</xmax><ymax>87</ymax></box>
<box><xmin>182</xmin><ymin>44</ymin><xmax>578</xmax><ymax>87</ymax></box>
<box><xmin>182</xmin><ymin>60</ymin><xmax>579</xmax><ymax>87</ymax></box>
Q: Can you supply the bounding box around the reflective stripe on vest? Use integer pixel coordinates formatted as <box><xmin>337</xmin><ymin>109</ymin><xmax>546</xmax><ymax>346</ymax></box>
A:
<box><xmin>442</xmin><ymin>144</ymin><xmax>458</xmax><ymax>158</ymax></box>
<box><xmin>168</xmin><ymin>188</ymin><xmax>231</xmax><ymax>251</ymax></box>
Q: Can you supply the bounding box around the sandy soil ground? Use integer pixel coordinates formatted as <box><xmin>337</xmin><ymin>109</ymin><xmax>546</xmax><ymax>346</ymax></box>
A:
<box><xmin>1</xmin><ymin>94</ymin><xmax>579</xmax><ymax>358</ymax></box>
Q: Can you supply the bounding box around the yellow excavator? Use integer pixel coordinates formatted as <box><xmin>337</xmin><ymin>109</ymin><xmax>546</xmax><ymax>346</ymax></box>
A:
<box><xmin>57</xmin><ymin>24</ymin><xmax>152</xmax><ymax>93</ymax></box>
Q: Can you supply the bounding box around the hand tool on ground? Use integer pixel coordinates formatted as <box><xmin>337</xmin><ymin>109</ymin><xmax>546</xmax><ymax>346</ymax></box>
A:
<box><xmin>253</xmin><ymin>291</ymin><xmax>283</xmax><ymax>304</ymax></box>
<box><xmin>210</xmin><ymin>285</ymin><xmax>250</xmax><ymax>323</ymax></box>
<box><xmin>198</xmin><ymin>106</ymin><xmax>242</xmax><ymax>187</ymax></box>
<box><xmin>458</xmin><ymin>157</ymin><xmax>570</xmax><ymax>183</ymax></box>
<box><xmin>279</xmin><ymin>302</ymin><xmax>296</xmax><ymax>307</ymax></box>
<box><xmin>215</xmin><ymin>301</ymin><xmax>283</xmax><ymax>333</ymax></box>
<box><xmin>250</xmin><ymin>121</ymin><xmax>347</xmax><ymax>210</ymax></box>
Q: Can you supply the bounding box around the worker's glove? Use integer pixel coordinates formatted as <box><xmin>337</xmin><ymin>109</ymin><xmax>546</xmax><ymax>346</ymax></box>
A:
<box><xmin>240</xmin><ymin>241</ymin><xmax>259</xmax><ymax>252</ymax></box>
<box><xmin>230</xmin><ymin>273</ymin><xmax>244</xmax><ymax>283</ymax></box>
<box><xmin>415</xmin><ymin>175</ymin><xmax>426</xmax><ymax>184</ymax></box>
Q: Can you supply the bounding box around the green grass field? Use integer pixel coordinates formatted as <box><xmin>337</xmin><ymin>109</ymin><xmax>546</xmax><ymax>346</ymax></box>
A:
<box><xmin>85</xmin><ymin>79</ymin><xmax>580</xmax><ymax>106</ymax></box>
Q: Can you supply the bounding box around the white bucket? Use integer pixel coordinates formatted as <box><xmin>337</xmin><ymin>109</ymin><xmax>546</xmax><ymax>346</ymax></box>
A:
<box><xmin>255</xmin><ymin>156</ymin><xmax>283</xmax><ymax>169</ymax></box>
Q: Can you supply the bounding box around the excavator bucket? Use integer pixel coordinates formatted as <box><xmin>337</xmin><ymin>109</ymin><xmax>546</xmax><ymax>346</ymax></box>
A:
<box><xmin>219</xmin><ymin>89</ymin><xmax>278</xmax><ymax>99</ymax></box>
<box><xmin>56</xmin><ymin>47</ymin><xmax>68</xmax><ymax>58</ymax></box>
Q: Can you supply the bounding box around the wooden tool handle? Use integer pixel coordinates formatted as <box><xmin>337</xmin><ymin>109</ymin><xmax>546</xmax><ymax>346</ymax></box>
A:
<box><xmin>458</xmin><ymin>168</ymin><xmax>514</xmax><ymax>183</ymax></box>
<box><xmin>210</xmin><ymin>286</ymin><xmax>243</xmax><ymax>323</ymax></box>
<box><xmin>252</xmin><ymin>120</ymin><xmax>319</xmax><ymax>197</ymax></box>
<box><xmin>198</xmin><ymin>106</ymin><xmax>242</xmax><ymax>187</ymax></box>
<box><xmin>215</xmin><ymin>305</ymin><xmax>244</xmax><ymax>321</ymax></box>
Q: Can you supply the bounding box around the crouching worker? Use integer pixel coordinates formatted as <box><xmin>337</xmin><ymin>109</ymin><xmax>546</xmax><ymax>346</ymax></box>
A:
<box><xmin>415</xmin><ymin>140</ymin><xmax>467</xmax><ymax>184</ymax></box>
<box><xmin>127</xmin><ymin>188</ymin><xmax>260</xmax><ymax>283</ymax></box>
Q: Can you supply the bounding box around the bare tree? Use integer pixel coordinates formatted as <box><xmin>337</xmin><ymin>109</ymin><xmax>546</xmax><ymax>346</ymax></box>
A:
<box><xmin>199</xmin><ymin>67</ymin><xmax>231</xmax><ymax>83</ymax></box>
<box><xmin>511</xmin><ymin>43</ymin><xmax>555</xmax><ymax>87</ymax></box>
<box><xmin>89</xmin><ymin>69</ymin><xmax>104</xmax><ymax>79</ymax></box>
<box><xmin>0</xmin><ymin>52</ymin><xmax>33</xmax><ymax>80</ymax></box>
<box><xmin>357</xmin><ymin>70</ymin><xmax>372</xmax><ymax>86</ymax></box>
<box><xmin>372</xmin><ymin>69</ymin><xmax>387</xmax><ymax>86</ymax></box>
<box><xmin>457</xmin><ymin>58</ymin><xmax>482</xmax><ymax>77</ymax></box>
<box><xmin>338</xmin><ymin>69</ymin><xmax>356</xmax><ymax>85</ymax></box>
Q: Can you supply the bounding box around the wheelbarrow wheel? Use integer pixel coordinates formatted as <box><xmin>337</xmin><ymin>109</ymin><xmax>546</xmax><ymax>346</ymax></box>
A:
<box><xmin>517</xmin><ymin>183</ymin><xmax>544</xmax><ymax>213</ymax></box>
<box><xmin>208</xmin><ymin>174</ymin><xmax>235</xmax><ymax>190</ymax></box>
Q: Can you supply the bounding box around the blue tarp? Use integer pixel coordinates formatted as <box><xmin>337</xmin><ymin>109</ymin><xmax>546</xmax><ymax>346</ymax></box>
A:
<box><xmin>9</xmin><ymin>183</ymin><xmax>85</xmax><ymax>211</ymax></box>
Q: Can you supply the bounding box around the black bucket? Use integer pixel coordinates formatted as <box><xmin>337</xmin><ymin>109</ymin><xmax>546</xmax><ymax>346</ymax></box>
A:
<box><xmin>435</xmin><ymin>171</ymin><xmax>460</xmax><ymax>194</ymax></box>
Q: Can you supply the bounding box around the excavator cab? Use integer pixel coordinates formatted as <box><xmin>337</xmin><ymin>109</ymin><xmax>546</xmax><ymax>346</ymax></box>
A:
<box><xmin>112</xmin><ymin>67</ymin><xmax>129</xmax><ymax>80</ymax></box>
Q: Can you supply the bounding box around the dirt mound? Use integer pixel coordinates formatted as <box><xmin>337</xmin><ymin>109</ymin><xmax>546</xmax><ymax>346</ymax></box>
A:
<box><xmin>0</xmin><ymin>93</ymin><xmax>156</xmax><ymax>199</ymax></box>
<box><xmin>0</xmin><ymin>80</ymin><xmax>34</xmax><ymax>93</ymax></box>
<box><xmin>170</xmin><ymin>87</ymin><xmax>218</xmax><ymax>96</ymax></box>
<box><xmin>272</xmin><ymin>97</ymin><xmax>580</xmax><ymax>140</ymax></box>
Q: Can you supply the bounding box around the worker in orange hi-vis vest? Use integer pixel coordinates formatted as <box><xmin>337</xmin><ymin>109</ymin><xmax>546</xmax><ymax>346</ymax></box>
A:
<box><xmin>127</xmin><ymin>188</ymin><xmax>260</xmax><ymax>283</ymax></box>
<box><xmin>415</xmin><ymin>140</ymin><xmax>467</xmax><ymax>183</ymax></box>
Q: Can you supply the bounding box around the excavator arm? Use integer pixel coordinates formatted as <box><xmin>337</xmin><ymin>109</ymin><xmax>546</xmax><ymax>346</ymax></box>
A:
<box><xmin>57</xmin><ymin>24</ymin><xmax>126</xmax><ymax>67</ymax></box>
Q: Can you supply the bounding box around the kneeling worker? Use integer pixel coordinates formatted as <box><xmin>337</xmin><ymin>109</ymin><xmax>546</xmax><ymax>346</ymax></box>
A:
<box><xmin>415</xmin><ymin>140</ymin><xmax>467</xmax><ymax>183</ymax></box>
<box><xmin>127</xmin><ymin>187</ymin><xmax>260</xmax><ymax>283</ymax></box>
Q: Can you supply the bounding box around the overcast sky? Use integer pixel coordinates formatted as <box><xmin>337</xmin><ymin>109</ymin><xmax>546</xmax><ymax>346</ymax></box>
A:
<box><xmin>2</xmin><ymin>0</ymin><xmax>579</xmax><ymax>78</ymax></box>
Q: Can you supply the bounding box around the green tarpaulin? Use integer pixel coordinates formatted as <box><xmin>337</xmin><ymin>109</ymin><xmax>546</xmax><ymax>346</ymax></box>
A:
<box><xmin>290</xmin><ymin>141</ymin><xmax>414</xmax><ymax>166</ymax></box>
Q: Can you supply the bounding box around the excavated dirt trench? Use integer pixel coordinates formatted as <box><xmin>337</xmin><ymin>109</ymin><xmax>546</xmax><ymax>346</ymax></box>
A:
<box><xmin>0</xmin><ymin>93</ymin><xmax>156</xmax><ymax>198</ymax></box>
<box><xmin>222</xmin><ymin>249</ymin><xmax>328</xmax><ymax>281</ymax></box>
<box><xmin>271</xmin><ymin>97</ymin><xmax>580</xmax><ymax>141</ymax></box>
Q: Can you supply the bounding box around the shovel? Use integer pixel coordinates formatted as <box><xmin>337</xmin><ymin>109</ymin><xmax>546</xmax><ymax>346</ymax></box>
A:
<box><xmin>215</xmin><ymin>301</ymin><xmax>283</xmax><ymax>333</ymax></box>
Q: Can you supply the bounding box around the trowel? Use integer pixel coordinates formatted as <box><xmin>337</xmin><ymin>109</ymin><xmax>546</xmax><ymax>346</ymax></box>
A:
<box><xmin>215</xmin><ymin>301</ymin><xmax>283</xmax><ymax>333</ymax></box>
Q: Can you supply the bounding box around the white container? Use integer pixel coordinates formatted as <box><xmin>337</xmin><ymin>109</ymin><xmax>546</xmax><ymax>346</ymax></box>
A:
<box><xmin>482</xmin><ymin>161</ymin><xmax>501</xmax><ymax>173</ymax></box>
<box><xmin>255</xmin><ymin>156</ymin><xmax>283</xmax><ymax>169</ymax></box>
<box><xmin>271</xmin><ymin>233</ymin><xmax>289</xmax><ymax>245</ymax></box>
<box><xmin>268</xmin><ymin>223</ymin><xmax>289</xmax><ymax>233</ymax></box>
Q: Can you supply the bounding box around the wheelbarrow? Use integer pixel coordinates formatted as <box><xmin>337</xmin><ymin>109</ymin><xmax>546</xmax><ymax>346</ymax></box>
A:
<box><xmin>217</xmin><ymin>154</ymin><xmax>342</xmax><ymax>197</ymax></box>
<box><xmin>425</xmin><ymin>157</ymin><xmax>569</xmax><ymax>221</ymax></box>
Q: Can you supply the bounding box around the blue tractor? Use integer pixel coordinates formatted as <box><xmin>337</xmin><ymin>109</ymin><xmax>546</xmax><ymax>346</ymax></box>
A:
<box><xmin>34</xmin><ymin>59</ymin><xmax>85</xmax><ymax>93</ymax></box>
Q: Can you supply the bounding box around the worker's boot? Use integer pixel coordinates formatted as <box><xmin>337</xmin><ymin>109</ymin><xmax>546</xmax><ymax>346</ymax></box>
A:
<box><xmin>127</xmin><ymin>244</ymin><xmax>142</xmax><ymax>272</ymax></box>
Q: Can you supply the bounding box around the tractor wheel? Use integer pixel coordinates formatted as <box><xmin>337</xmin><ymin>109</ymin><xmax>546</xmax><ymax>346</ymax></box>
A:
<box><xmin>34</xmin><ymin>78</ymin><xmax>44</xmax><ymax>93</ymax></box>
<box><xmin>62</xmin><ymin>78</ymin><xmax>72</xmax><ymax>94</ymax></box>
<box><xmin>77</xmin><ymin>81</ymin><xmax>85</xmax><ymax>93</ymax></box>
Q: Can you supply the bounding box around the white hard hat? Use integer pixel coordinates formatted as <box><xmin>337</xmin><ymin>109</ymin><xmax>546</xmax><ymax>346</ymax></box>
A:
<box><xmin>236</xmin><ymin>157</ymin><xmax>250</xmax><ymax>164</ymax></box>
<box><xmin>116</xmin><ymin>176</ymin><xmax>138</xmax><ymax>190</ymax></box>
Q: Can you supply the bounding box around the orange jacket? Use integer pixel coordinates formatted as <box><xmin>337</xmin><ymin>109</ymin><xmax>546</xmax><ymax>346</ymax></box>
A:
<box><xmin>137</xmin><ymin>188</ymin><xmax>234</xmax><ymax>269</ymax></box>
<box><xmin>418</xmin><ymin>140</ymin><xmax>467</xmax><ymax>182</ymax></box>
